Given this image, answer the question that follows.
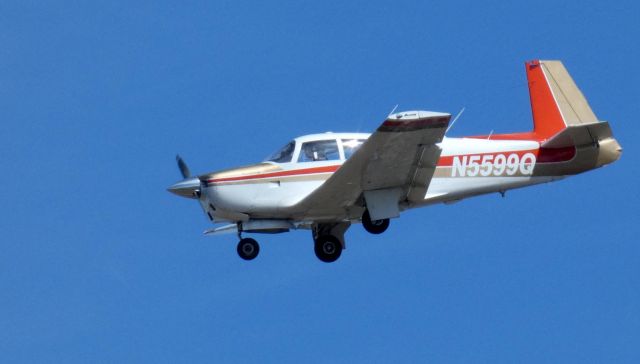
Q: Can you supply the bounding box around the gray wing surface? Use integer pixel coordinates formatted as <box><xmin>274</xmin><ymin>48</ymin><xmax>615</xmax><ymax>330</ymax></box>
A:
<box><xmin>292</xmin><ymin>111</ymin><xmax>451</xmax><ymax>221</ymax></box>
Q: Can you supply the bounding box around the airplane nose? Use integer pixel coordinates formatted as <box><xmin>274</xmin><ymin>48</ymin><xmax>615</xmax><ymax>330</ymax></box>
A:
<box><xmin>167</xmin><ymin>177</ymin><xmax>201</xmax><ymax>198</ymax></box>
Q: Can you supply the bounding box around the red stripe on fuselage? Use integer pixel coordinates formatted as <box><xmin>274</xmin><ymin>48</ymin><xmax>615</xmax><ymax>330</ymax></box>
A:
<box><xmin>437</xmin><ymin>146</ymin><xmax>575</xmax><ymax>167</ymax></box>
<box><xmin>207</xmin><ymin>165</ymin><xmax>340</xmax><ymax>183</ymax></box>
<box><xmin>537</xmin><ymin>146</ymin><xmax>576</xmax><ymax>163</ymax></box>
<box><xmin>208</xmin><ymin>146</ymin><xmax>576</xmax><ymax>184</ymax></box>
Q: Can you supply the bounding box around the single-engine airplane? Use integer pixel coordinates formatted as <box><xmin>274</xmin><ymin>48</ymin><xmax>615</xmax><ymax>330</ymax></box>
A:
<box><xmin>168</xmin><ymin>60</ymin><xmax>621</xmax><ymax>262</ymax></box>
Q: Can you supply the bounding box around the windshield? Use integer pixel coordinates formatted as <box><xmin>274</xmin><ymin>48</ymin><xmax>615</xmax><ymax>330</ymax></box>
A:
<box><xmin>265</xmin><ymin>141</ymin><xmax>295</xmax><ymax>163</ymax></box>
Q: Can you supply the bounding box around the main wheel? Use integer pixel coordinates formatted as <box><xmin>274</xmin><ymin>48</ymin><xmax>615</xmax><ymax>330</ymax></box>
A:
<box><xmin>362</xmin><ymin>210</ymin><xmax>389</xmax><ymax>234</ymax></box>
<box><xmin>314</xmin><ymin>235</ymin><xmax>342</xmax><ymax>263</ymax></box>
<box><xmin>237</xmin><ymin>237</ymin><xmax>260</xmax><ymax>260</ymax></box>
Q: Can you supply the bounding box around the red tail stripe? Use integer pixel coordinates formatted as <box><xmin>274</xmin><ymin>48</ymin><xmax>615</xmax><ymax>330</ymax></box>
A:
<box><xmin>526</xmin><ymin>60</ymin><xmax>566</xmax><ymax>139</ymax></box>
<box><xmin>537</xmin><ymin>146</ymin><xmax>576</xmax><ymax>163</ymax></box>
<box><xmin>437</xmin><ymin>147</ymin><xmax>575</xmax><ymax>167</ymax></box>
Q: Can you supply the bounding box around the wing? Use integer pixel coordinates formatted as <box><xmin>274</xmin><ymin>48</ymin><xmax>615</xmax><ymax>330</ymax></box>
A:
<box><xmin>292</xmin><ymin>110</ymin><xmax>451</xmax><ymax>221</ymax></box>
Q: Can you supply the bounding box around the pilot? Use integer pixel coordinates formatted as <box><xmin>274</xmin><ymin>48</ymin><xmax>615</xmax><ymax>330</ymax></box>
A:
<box><xmin>303</xmin><ymin>144</ymin><xmax>327</xmax><ymax>161</ymax></box>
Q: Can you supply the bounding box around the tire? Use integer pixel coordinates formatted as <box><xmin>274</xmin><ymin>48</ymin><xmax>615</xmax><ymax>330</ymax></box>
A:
<box><xmin>314</xmin><ymin>235</ymin><xmax>342</xmax><ymax>263</ymax></box>
<box><xmin>362</xmin><ymin>210</ymin><xmax>389</xmax><ymax>234</ymax></box>
<box><xmin>237</xmin><ymin>238</ymin><xmax>260</xmax><ymax>260</ymax></box>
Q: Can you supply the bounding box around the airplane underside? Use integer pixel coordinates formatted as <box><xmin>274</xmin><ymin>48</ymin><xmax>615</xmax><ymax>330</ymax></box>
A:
<box><xmin>200</xmin><ymin>173</ymin><xmax>564</xmax><ymax>262</ymax></box>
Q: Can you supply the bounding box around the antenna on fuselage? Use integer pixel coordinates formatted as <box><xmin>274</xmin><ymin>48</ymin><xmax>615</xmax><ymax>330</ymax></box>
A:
<box><xmin>446</xmin><ymin>107</ymin><xmax>465</xmax><ymax>134</ymax></box>
<box><xmin>388</xmin><ymin>104</ymin><xmax>399</xmax><ymax>117</ymax></box>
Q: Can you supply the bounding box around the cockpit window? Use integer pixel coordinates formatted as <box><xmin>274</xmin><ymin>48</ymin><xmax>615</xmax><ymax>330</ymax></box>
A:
<box><xmin>342</xmin><ymin>139</ymin><xmax>366</xmax><ymax>159</ymax></box>
<box><xmin>298</xmin><ymin>140</ymin><xmax>340</xmax><ymax>162</ymax></box>
<box><xmin>266</xmin><ymin>141</ymin><xmax>295</xmax><ymax>163</ymax></box>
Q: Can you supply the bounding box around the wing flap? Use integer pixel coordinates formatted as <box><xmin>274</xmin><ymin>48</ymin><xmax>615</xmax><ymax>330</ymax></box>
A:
<box><xmin>406</xmin><ymin>144</ymin><xmax>442</xmax><ymax>202</ymax></box>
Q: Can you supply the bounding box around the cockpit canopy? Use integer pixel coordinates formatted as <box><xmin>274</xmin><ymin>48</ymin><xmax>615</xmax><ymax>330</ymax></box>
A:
<box><xmin>265</xmin><ymin>133</ymin><xmax>370</xmax><ymax>164</ymax></box>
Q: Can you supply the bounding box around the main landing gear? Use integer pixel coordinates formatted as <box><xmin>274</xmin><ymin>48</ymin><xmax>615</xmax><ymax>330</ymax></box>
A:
<box><xmin>362</xmin><ymin>210</ymin><xmax>390</xmax><ymax>235</ymax></box>
<box><xmin>314</xmin><ymin>235</ymin><xmax>342</xmax><ymax>263</ymax></box>
<box><xmin>312</xmin><ymin>223</ymin><xmax>348</xmax><ymax>263</ymax></box>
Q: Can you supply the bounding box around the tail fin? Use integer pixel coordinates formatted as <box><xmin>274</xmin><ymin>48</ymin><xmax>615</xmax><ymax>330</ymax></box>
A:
<box><xmin>528</xmin><ymin>60</ymin><xmax>622</xmax><ymax>166</ymax></box>
<box><xmin>526</xmin><ymin>60</ymin><xmax>599</xmax><ymax>139</ymax></box>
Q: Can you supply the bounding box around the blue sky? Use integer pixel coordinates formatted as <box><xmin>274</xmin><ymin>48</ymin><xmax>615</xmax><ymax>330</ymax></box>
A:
<box><xmin>2</xmin><ymin>0</ymin><xmax>639</xmax><ymax>362</ymax></box>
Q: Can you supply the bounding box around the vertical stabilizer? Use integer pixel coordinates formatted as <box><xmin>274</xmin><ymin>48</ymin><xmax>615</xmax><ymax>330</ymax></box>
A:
<box><xmin>526</xmin><ymin>60</ymin><xmax>599</xmax><ymax>139</ymax></box>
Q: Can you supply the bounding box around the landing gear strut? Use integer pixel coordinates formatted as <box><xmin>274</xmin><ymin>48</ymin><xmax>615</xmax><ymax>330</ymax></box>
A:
<box><xmin>237</xmin><ymin>237</ymin><xmax>260</xmax><ymax>260</ymax></box>
<box><xmin>362</xmin><ymin>210</ymin><xmax>389</xmax><ymax>234</ymax></box>
<box><xmin>312</xmin><ymin>223</ymin><xmax>349</xmax><ymax>263</ymax></box>
<box><xmin>314</xmin><ymin>235</ymin><xmax>342</xmax><ymax>263</ymax></box>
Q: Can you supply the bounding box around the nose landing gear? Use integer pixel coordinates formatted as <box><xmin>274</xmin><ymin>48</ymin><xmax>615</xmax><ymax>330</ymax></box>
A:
<box><xmin>237</xmin><ymin>237</ymin><xmax>260</xmax><ymax>260</ymax></box>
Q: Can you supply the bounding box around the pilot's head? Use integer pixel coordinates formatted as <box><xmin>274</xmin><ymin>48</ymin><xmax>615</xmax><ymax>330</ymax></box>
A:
<box><xmin>304</xmin><ymin>145</ymin><xmax>326</xmax><ymax>161</ymax></box>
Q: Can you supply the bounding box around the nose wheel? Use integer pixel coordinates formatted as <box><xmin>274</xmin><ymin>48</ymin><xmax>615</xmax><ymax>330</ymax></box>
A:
<box><xmin>314</xmin><ymin>235</ymin><xmax>342</xmax><ymax>263</ymax></box>
<box><xmin>237</xmin><ymin>237</ymin><xmax>260</xmax><ymax>260</ymax></box>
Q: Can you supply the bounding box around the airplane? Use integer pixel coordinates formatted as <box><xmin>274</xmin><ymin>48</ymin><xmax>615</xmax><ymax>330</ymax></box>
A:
<box><xmin>168</xmin><ymin>60</ymin><xmax>622</xmax><ymax>263</ymax></box>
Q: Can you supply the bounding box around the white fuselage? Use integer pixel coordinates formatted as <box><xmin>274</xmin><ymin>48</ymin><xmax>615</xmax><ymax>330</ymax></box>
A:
<box><xmin>201</xmin><ymin>133</ymin><xmax>560</xmax><ymax>222</ymax></box>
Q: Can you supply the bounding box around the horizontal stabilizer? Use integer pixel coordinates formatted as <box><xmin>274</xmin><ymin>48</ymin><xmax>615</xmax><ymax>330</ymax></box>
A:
<box><xmin>541</xmin><ymin>121</ymin><xmax>612</xmax><ymax>148</ymax></box>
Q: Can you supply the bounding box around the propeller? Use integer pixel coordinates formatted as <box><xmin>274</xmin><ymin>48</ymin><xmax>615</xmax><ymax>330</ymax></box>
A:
<box><xmin>168</xmin><ymin>155</ymin><xmax>202</xmax><ymax>198</ymax></box>
<box><xmin>176</xmin><ymin>154</ymin><xmax>191</xmax><ymax>179</ymax></box>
